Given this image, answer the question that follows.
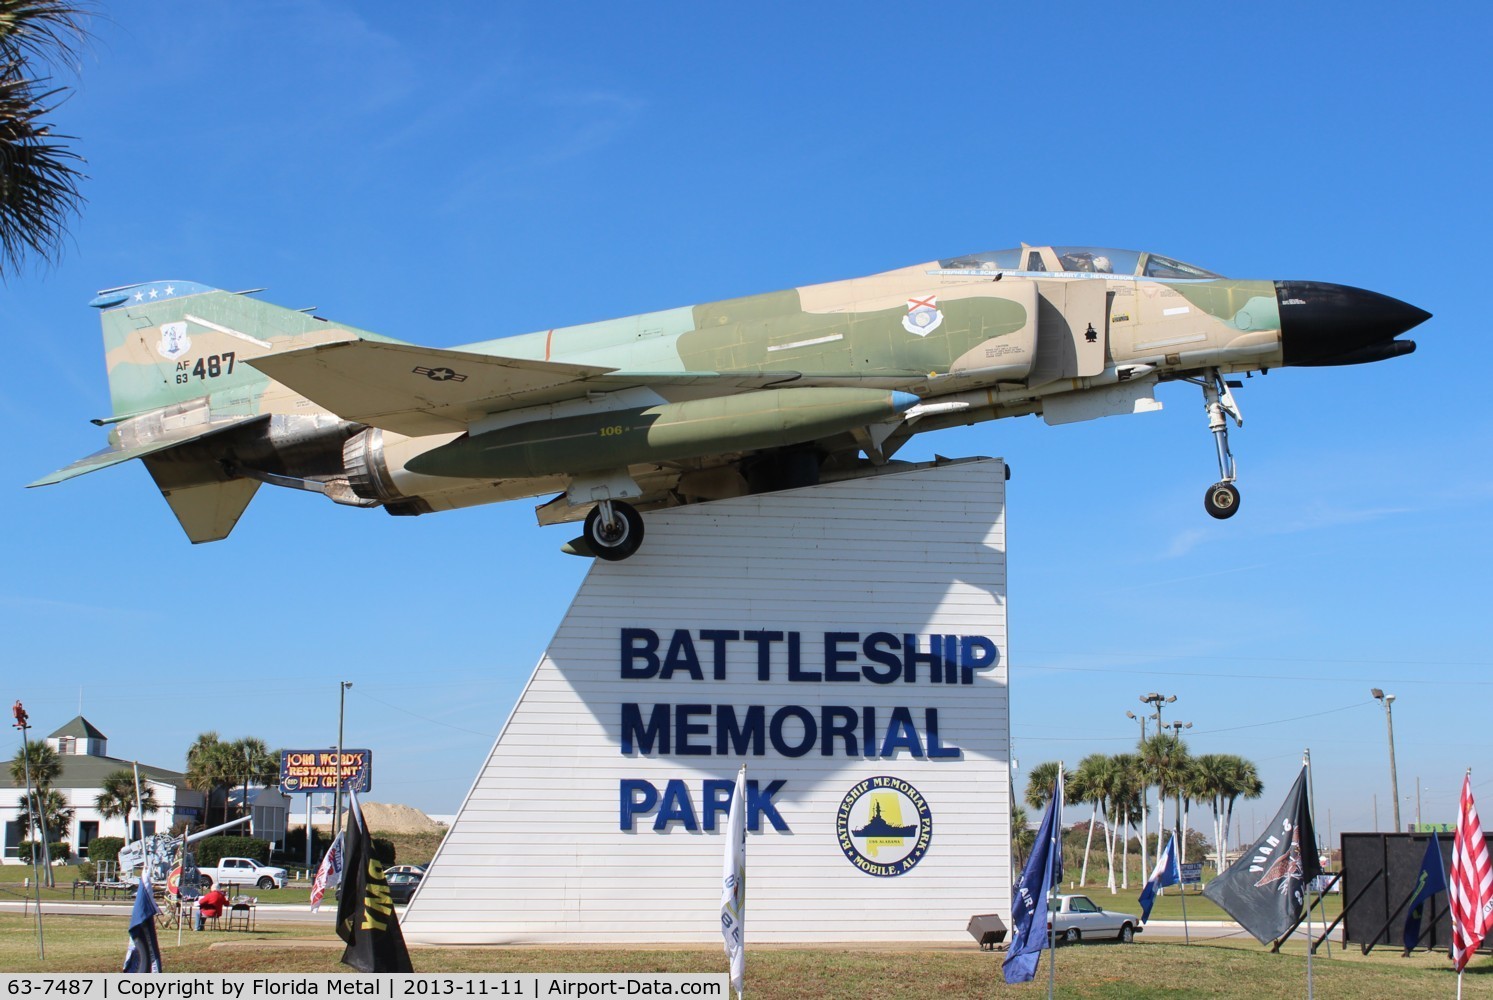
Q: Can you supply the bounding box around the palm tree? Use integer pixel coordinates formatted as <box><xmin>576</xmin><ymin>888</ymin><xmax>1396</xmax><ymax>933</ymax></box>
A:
<box><xmin>10</xmin><ymin>738</ymin><xmax>63</xmax><ymax>885</ymax></box>
<box><xmin>0</xmin><ymin>0</ymin><xmax>90</xmax><ymax>274</ymax></box>
<box><xmin>230</xmin><ymin>737</ymin><xmax>280</xmax><ymax>819</ymax></box>
<box><xmin>17</xmin><ymin>786</ymin><xmax>71</xmax><ymax>847</ymax></box>
<box><xmin>9</xmin><ymin>738</ymin><xmax>60</xmax><ymax>788</ymax></box>
<box><xmin>1010</xmin><ymin>803</ymin><xmax>1034</xmax><ymax>868</ymax></box>
<box><xmin>1072</xmin><ymin>754</ymin><xmax>1115</xmax><ymax>888</ymax></box>
<box><xmin>186</xmin><ymin>732</ymin><xmax>236</xmax><ymax>827</ymax></box>
<box><xmin>1139</xmin><ymin>733</ymin><xmax>1191</xmax><ymax>857</ymax></box>
<box><xmin>1024</xmin><ymin>761</ymin><xmax>1070</xmax><ymax>811</ymax></box>
<box><xmin>1110</xmin><ymin>753</ymin><xmax>1145</xmax><ymax>889</ymax></box>
<box><xmin>1220</xmin><ymin>755</ymin><xmax>1263</xmax><ymax>862</ymax></box>
<box><xmin>94</xmin><ymin>769</ymin><xmax>159</xmax><ymax>840</ymax></box>
<box><xmin>1189</xmin><ymin>754</ymin><xmax>1237</xmax><ymax>871</ymax></box>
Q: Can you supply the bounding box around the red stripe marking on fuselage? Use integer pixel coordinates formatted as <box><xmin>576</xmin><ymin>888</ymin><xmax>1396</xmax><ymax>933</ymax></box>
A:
<box><xmin>545</xmin><ymin>329</ymin><xmax>554</xmax><ymax>360</ymax></box>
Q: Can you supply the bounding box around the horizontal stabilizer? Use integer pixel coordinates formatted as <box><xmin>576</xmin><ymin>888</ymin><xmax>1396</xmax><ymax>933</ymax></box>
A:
<box><xmin>27</xmin><ymin>414</ymin><xmax>268</xmax><ymax>488</ymax></box>
<box><xmin>247</xmin><ymin>341</ymin><xmax>617</xmax><ymax>437</ymax></box>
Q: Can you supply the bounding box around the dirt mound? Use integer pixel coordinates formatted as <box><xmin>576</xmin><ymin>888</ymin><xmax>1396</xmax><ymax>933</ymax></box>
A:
<box><xmin>353</xmin><ymin>802</ymin><xmax>444</xmax><ymax>834</ymax></box>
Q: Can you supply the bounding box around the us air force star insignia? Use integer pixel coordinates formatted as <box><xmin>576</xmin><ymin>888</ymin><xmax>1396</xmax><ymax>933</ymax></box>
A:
<box><xmin>413</xmin><ymin>366</ymin><xmax>468</xmax><ymax>382</ymax></box>
<box><xmin>902</xmin><ymin>295</ymin><xmax>944</xmax><ymax>337</ymax></box>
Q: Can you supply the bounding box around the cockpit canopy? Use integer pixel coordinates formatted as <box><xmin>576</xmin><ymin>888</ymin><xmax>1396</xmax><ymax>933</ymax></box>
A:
<box><xmin>940</xmin><ymin>246</ymin><xmax>1221</xmax><ymax>279</ymax></box>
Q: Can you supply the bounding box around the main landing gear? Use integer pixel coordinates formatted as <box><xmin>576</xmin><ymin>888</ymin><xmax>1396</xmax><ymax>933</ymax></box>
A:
<box><xmin>583</xmin><ymin>499</ymin><xmax>645</xmax><ymax>561</ymax></box>
<box><xmin>1189</xmin><ymin>368</ymin><xmax>1243</xmax><ymax>520</ymax></box>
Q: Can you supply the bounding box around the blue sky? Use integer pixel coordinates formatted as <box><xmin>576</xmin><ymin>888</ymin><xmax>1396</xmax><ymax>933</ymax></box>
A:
<box><xmin>2</xmin><ymin>2</ymin><xmax>1488</xmax><ymax>842</ymax></box>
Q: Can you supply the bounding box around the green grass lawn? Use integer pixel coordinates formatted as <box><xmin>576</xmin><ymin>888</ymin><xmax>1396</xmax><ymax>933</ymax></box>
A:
<box><xmin>3</xmin><ymin>914</ymin><xmax>1488</xmax><ymax>998</ymax></box>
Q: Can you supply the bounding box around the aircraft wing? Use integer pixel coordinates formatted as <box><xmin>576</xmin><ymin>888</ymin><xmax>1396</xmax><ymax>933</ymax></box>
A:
<box><xmin>247</xmin><ymin>341</ymin><xmax>621</xmax><ymax>437</ymax></box>
<box><xmin>27</xmin><ymin>414</ymin><xmax>269</xmax><ymax>487</ymax></box>
<box><xmin>248</xmin><ymin>340</ymin><xmax>834</xmax><ymax>437</ymax></box>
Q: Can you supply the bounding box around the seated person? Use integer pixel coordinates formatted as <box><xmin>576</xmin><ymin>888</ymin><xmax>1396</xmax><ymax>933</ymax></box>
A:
<box><xmin>197</xmin><ymin>888</ymin><xmax>228</xmax><ymax>929</ymax></box>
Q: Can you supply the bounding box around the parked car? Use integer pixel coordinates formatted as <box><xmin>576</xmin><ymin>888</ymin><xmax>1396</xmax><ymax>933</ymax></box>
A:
<box><xmin>385</xmin><ymin>864</ymin><xmax>427</xmax><ymax>879</ymax></box>
<box><xmin>387</xmin><ymin>871</ymin><xmax>422</xmax><ymax>905</ymax></box>
<box><xmin>1048</xmin><ymin>894</ymin><xmax>1141</xmax><ymax>943</ymax></box>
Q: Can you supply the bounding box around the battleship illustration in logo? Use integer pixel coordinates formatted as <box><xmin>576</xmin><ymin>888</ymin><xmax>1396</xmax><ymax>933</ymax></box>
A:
<box><xmin>836</xmin><ymin>776</ymin><xmax>934</xmax><ymax>877</ymax></box>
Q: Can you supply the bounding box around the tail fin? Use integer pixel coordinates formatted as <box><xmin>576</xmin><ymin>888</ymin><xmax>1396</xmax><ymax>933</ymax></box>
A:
<box><xmin>89</xmin><ymin>279</ymin><xmax>395</xmax><ymax>419</ymax></box>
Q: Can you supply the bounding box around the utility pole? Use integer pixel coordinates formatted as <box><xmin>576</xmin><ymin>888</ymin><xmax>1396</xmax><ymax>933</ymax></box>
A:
<box><xmin>1370</xmin><ymin>689</ymin><xmax>1401</xmax><ymax>832</ymax></box>
<box><xmin>332</xmin><ymin>681</ymin><xmax>352</xmax><ymax>842</ymax></box>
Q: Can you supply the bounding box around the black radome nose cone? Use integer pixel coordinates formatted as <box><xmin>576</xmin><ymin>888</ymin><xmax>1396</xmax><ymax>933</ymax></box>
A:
<box><xmin>1277</xmin><ymin>280</ymin><xmax>1431</xmax><ymax>367</ymax></box>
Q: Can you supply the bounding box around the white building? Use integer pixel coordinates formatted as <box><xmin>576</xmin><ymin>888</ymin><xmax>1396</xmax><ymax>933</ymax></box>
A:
<box><xmin>404</xmin><ymin>459</ymin><xmax>1012</xmax><ymax>944</ymax></box>
<box><xmin>0</xmin><ymin>716</ymin><xmax>205</xmax><ymax>862</ymax></box>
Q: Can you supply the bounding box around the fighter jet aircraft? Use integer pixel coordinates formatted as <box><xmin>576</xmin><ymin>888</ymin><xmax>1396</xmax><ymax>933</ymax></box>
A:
<box><xmin>32</xmin><ymin>245</ymin><xmax>1429</xmax><ymax>560</ymax></box>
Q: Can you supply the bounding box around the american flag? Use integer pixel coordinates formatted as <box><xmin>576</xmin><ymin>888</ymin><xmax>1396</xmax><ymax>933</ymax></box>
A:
<box><xmin>1450</xmin><ymin>772</ymin><xmax>1493</xmax><ymax>973</ymax></box>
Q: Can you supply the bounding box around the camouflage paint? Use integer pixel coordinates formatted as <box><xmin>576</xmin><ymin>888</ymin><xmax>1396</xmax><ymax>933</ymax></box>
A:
<box><xmin>41</xmin><ymin>243</ymin><xmax>1428</xmax><ymax>547</ymax></box>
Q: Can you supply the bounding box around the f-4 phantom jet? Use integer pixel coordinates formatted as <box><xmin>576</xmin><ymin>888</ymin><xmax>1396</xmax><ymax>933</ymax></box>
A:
<box><xmin>34</xmin><ymin>245</ymin><xmax>1429</xmax><ymax>560</ymax></box>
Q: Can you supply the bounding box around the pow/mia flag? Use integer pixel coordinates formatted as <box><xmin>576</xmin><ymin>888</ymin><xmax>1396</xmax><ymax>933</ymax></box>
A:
<box><xmin>1203</xmin><ymin>767</ymin><xmax>1321</xmax><ymax>944</ymax></box>
<box><xmin>336</xmin><ymin>788</ymin><xmax>414</xmax><ymax>972</ymax></box>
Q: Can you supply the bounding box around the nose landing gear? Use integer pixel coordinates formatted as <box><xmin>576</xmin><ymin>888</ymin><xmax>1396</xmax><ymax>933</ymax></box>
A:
<box><xmin>1191</xmin><ymin>368</ymin><xmax>1243</xmax><ymax>520</ymax></box>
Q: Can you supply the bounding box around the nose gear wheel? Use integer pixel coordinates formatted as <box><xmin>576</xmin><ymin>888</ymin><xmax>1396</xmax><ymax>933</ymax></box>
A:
<box><xmin>1204</xmin><ymin>481</ymin><xmax>1241</xmax><ymax>518</ymax></box>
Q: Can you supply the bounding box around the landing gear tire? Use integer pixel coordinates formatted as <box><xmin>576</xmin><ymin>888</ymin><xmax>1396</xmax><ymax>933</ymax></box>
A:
<box><xmin>584</xmin><ymin>500</ymin><xmax>645</xmax><ymax>561</ymax></box>
<box><xmin>1204</xmin><ymin>481</ymin><xmax>1241</xmax><ymax>519</ymax></box>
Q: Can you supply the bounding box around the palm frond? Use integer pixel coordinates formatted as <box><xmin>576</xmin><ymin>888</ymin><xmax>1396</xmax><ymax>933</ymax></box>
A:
<box><xmin>0</xmin><ymin>69</ymin><xmax>83</xmax><ymax>272</ymax></box>
<box><xmin>0</xmin><ymin>0</ymin><xmax>91</xmax><ymax>273</ymax></box>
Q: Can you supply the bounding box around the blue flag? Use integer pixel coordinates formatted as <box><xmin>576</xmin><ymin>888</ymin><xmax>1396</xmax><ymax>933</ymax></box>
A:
<box><xmin>1138</xmin><ymin>832</ymin><xmax>1181</xmax><ymax>923</ymax></box>
<box><xmin>122</xmin><ymin>876</ymin><xmax>163</xmax><ymax>973</ymax></box>
<box><xmin>1402</xmin><ymin>832</ymin><xmax>1447</xmax><ymax>951</ymax></box>
<box><xmin>1004</xmin><ymin>782</ymin><xmax>1063</xmax><ymax>985</ymax></box>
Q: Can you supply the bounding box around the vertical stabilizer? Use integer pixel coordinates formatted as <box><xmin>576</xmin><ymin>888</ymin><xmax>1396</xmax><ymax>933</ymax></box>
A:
<box><xmin>89</xmin><ymin>280</ymin><xmax>394</xmax><ymax>419</ymax></box>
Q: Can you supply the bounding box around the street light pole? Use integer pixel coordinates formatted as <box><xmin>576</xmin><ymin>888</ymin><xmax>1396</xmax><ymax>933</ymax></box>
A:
<box><xmin>1139</xmin><ymin>692</ymin><xmax>1177</xmax><ymax>855</ymax></box>
<box><xmin>1126</xmin><ymin>709</ymin><xmax>1149</xmax><ymax>882</ymax></box>
<box><xmin>1370</xmin><ymin>689</ymin><xmax>1401</xmax><ymax>832</ymax></box>
<box><xmin>333</xmin><ymin>681</ymin><xmax>352</xmax><ymax>842</ymax></box>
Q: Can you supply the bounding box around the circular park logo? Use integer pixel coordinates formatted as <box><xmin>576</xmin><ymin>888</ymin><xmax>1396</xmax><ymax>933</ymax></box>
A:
<box><xmin>836</xmin><ymin>776</ymin><xmax>933</xmax><ymax>877</ymax></box>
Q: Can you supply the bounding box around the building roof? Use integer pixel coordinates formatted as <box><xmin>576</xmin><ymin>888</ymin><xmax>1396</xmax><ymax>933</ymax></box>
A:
<box><xmin>47</xmin><ymin>715</ymin><xmax>107</xmax><ymax>741</ymax></box>
<box><xmin>0</xmin><ymin>753</ymin><xmax>188</xmax><ymax>791</ymax></box>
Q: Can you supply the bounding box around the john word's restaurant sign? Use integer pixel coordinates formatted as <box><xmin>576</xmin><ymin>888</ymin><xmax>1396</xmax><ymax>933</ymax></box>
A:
<box><xmin>279</xmin><ymin>748</ymin><xmax>373</xmax><ymax>794</ymax></box>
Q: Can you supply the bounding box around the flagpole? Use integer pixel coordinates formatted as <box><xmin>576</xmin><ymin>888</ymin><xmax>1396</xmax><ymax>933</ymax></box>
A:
<box><xmin>1047</xmin><ymin>763</ymin><xmax>1062</xmax><ymax>1000</ymax></box>
<box><xmin>1457</xmin><ymin>767</ymin><xmax>1469</xmax><ymax>1000</ymax></box>
<box><xmin>720</xmin><ymin>765</ymin><xmax>746</xmax><ymax>1000</ymax></box>
<box><xmin>1303</xmin><ymin>749</ymin><xmax>1313</xmax><ymax>1000</ymax></box>
<box><xmin>1175</xmin><ymin>824</ymin><xmax>1190</xmax><ymax>945</ymax></box>
<box><xmin>132</xmin><ymin>761</ymin><xmax>149</xmax><ymax>883</ymax></box>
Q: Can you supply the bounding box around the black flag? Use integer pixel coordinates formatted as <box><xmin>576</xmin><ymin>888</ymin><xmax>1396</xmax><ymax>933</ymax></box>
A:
<box><xmin>336</xmin><ymin>789</ymin><xmax>414</xmax><ymax>972</ymax></box>
<box><xmin>1203</xmin><ymin>766</ymin><xmax>1321</xmax><ymax>944</ymax></box>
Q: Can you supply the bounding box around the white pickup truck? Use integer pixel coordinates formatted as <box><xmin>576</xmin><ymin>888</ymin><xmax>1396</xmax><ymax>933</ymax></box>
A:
<box><xmin>196</xmin><ymin>856</ymin><xmax>288</xmax><ymax>890</ymax></box>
